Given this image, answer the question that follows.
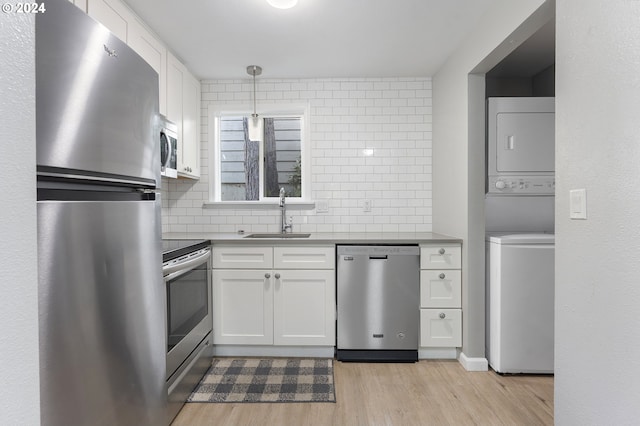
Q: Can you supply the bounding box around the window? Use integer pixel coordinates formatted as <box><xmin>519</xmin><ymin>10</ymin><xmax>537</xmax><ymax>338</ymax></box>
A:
<box><xmin>209</xmin><ymin>104</ymin><xmax>310</xmax><ymax>204</ymax></box>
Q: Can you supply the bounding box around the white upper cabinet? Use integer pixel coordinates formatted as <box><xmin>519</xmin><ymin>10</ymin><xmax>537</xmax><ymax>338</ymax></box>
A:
<box><xmin>181</xmin><ymin>71</ymin><xmax>201</xmax><ymax>178</ymax></box>
<box><xmin>67</xmin><ymin>0</ymin><xmax>87</xmax><ymax>12</ymax></box>
<box><xmin>85</xmin><ymin>0</ymin><xmax>200</xmax><ymax>178</ymax></box>
<box><xmin>128</xmin><ymin>18</ymin><xmax>167</xmax><ymax>115</ymax></box>
<box><xmin>87</xmin><ymin>0</ymin><xmax>133</xmax><ymax>43</ymax></box>
<box><xmin>167</xmin><ymin>52</ymin><xmax>201</xmax><ymax>179</ymax></box>
<box><xmin>86</xmin><ymin>0</ymin><xmax>168</xmax><ymax>115</ymax></box>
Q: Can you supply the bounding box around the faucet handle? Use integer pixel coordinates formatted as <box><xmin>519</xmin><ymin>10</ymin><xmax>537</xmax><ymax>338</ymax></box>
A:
<box><xmin>284</xmin><ymin>216</ymin><xmax>293</xmax><ymax>233</ymax></box>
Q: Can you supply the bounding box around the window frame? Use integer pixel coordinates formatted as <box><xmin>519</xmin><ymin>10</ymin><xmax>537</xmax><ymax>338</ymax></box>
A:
<box><xmin>206</xmin><ymin>103</ymin><xmax>312</xmax><ymax>208</ymax></box>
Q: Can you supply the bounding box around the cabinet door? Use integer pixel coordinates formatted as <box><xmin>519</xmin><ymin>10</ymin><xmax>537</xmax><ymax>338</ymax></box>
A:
<box><xmin>128</xmin><ymin>19</ymin><xmax>167</xmax><ymax>115</ymax></box>
<box><xmin>213</xmin><ymin>270</ymin><xmax>273</xmax><ymax>345</ymax></box>
<box><xmin>68</xmin><ymin>0</ymin><xmax>87</xmax><ymax>12</ymax></box>
<box><xmin>180</xmin><ymin>71</ymin><xmax>200</xmax><ymax>178</ymax></box>
<box><xmin>87</xmin><ymin>0</ymin><xmax>132</xmax><ymax>43</ymax></box>
<box><xmin>273</xmin><ymin>270</ymin><xmax>335</xmax><ymax>346</ymax></box>
<box><xmin>166</xmin><ymin>51</ymin><xmax>184</xmax><ymax>142</ymax></box>
<box><xmin>420</xmin><ymin>270</ymin><xmax>462</xmax><ymax>308</ymax></box>
<box><xmin>420</xmin><ymin>309</ymin><xmax>462</xmax><ymax>347</ymax></box>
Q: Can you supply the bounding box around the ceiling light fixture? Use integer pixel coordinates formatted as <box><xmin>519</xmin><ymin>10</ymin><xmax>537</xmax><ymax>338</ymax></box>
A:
<box><xmin>266</xmin><ymin>0</ymin><xmax>298</xmax><ymax>10</ymax></box>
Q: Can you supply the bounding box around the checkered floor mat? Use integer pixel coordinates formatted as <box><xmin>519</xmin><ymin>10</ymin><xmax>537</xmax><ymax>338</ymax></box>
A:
<box><xmin>187</xmin><ymin>358</ymin><xmax>336</xmax><ymax>403</ymax></box>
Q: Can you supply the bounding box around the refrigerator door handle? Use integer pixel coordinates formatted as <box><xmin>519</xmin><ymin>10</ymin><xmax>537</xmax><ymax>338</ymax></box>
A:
<box><xmin>37</xmin><ymin>170</ymin><xmax>156</xmax><ymax>189</ymax></box>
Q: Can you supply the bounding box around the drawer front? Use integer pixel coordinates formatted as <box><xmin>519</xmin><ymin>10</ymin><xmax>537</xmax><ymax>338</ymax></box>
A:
<box><xmin>212</xmin><ymin>246</ymin><xmax>273</xmax><ymax>269</ymax></box>
<box><xmin>420</xmin><ymin>309</ymin><xmax>462</xmax><ymax>347</ymax></box>
<box><xmin>274</xmin><ymin>246</ymin><xmax>335</xmax><ymax>270</ymax></box>
<box><xmin>420</xmin><ymin>270</ymin><xmax>462</xmax><ymax>308</ymax></box>
<box><xmin>420</xmin><ymin>244</ymin><xmax>461</xmax><ymax>270</ymax></box>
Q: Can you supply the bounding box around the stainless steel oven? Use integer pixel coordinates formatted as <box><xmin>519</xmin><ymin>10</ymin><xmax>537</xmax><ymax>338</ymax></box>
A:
<box><xmin>162</xmin><ymin>240</ymin><xmax>212</xmax><ymax>422</ymax></box>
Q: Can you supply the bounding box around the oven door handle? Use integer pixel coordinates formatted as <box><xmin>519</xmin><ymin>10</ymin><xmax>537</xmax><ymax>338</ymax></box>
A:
<box><xmin>163</xmin><ymin>248</ymin><xmax>211</xmax><ymax>281</ymax></box>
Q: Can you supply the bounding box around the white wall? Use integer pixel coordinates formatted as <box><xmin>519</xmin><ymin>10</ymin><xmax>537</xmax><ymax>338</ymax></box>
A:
<box><xmin>0</xmin><ymin>13</ymin><xmax>40</xmax><ymax>424</ymax></box>
<box><xmin>163</xmin><ymin>77</ymin><xmax>433</xmax><ymax>234</ymax></box>
<box><xmin>555</xmin><ymin>0</ymin><xmax>640</xmax><ymax>423</ymax></box>
<box><xmin>432</xmin><ymin>0</ymin><xmax>551</xmax><ymax>360</ymax></box>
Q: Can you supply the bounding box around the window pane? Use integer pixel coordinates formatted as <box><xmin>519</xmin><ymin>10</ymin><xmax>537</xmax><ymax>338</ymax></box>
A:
<box><xmin>263</xmin><ymin>117</ymin><xmax>302</xmax><ymax>198</ymax></box>
<box><xmin>219</xmin><ymin>117</ymin><xmax>259</xmax><ymax>201</ymax></box>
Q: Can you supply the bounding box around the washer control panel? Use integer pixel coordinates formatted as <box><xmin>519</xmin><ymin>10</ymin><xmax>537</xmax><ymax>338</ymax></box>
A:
<box><xmin>488</xmin><ymin>176</ymin><xmax>555</xmax><ymax>195</ymax></box>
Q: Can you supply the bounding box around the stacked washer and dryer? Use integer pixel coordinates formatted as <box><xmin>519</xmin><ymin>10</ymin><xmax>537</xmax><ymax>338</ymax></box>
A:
<box><xmin>485</xmin><ymin>97</ymin><xmax>555</xmax><ymax>374</ymax></box>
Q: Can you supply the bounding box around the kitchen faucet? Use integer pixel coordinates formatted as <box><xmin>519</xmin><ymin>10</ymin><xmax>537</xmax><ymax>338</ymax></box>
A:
<box><xmin>279</xmin><ymin>187</ymin><xmax>292</xmax><ymax>233</ymax></box>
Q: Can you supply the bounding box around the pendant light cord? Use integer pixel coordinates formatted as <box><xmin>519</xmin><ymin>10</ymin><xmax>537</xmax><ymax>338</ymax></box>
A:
<box><xmin>252</xmin><ymin>70</ymin><xmax>257</xmax><ymax>118</ymax></box>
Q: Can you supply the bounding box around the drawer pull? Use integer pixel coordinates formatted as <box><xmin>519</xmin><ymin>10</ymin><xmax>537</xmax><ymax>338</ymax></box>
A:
<box><xmin>439</xmin><ymin>273</ymin><xmax>445</xmax><ymax>279</ymax></box>
<box><xmin>439</xmin><ymin>312</ymin><xmax>446</xmax><ymax>319</ymax></box>
<box><xmin>275</xmin><ymin>273</ymin><xmax>281</xmax><ymax>279</ymax></box>
<box><xmin>438</xmin><ymin>248</ymin><xmax>445</xmax><ymax>255</ymax></box>
<box><xmin>265</xmin><ymin>273</ymin><xmax>271</xmax><ymax>279</ymax></box>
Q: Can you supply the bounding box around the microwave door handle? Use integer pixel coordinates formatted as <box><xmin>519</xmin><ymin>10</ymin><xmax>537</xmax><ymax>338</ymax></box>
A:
<box><xmin>161</xmin><ymin>133</ymin><xmax>168</xmax><ymax>168</ymax></box>
<box><xmin>163</xmin><ymin>249</ymin><xmax>211</xmax><ymax>280</ymax></box>
<box><xmin>166</xmin><ymin>134</ymin><xmax>173</xmax><ymax>167</ymax></box>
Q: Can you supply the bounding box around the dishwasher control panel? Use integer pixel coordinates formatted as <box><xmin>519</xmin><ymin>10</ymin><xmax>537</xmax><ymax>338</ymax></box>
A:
<box><xmin>338</xmin><ymin>245</ymin><xmax>420</xmax><ymax>256</ymax></box>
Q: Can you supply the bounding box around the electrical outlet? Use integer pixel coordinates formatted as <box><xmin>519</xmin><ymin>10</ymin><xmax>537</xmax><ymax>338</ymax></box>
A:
<box><xmin>363</xmin><ymin>200</ymin><xmax>372</xmax><ymax>212</ymax></box>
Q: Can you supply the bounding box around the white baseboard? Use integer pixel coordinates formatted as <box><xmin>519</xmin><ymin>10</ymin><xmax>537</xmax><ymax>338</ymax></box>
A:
<box><xmin>458</xmin><ymin>351</ymin><xmax>489</xmax><ymax>371</ymax></box>
<box><xmin>213</xmin><ymin>345</ymin><xmax>334</xmax><ymax>358</ymax></box>
<box><xmin>418</xmin><ymin>347</ymin><xmax>458</xmax><ymax>359</ymax></box>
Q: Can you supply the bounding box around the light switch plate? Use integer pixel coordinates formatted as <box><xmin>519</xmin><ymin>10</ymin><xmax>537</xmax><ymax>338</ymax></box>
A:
<box><xmin>316</xmin><ymin>200</ymin><xmax>329</xmax><ymax>213</ymax></box>
<box><xmin>570</xmin><ymin>188</ymin><xmax>587</xmax><ymax>219</ymax></box>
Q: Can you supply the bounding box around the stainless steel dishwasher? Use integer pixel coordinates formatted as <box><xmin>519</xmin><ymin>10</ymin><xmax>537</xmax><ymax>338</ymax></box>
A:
<box><xmin>336</xmin><ymin>245</ymin><xmax>420</xmax><ymax>362</ymax></box>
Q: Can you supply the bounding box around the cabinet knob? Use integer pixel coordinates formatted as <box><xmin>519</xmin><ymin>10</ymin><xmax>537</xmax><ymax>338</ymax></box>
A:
<box><xmin>439</xmin><ymin>273</ymin><xmax>445</xmax><ymax>279</ymax></box>
<box><xmin>439</xmin><ymin>248</ymin><xmax>445</xmax><ymax>255</ymax></box>
<box><xmin>275</xmin><ymin>273</ymin><xmax>281</xmax><ymax>279</ymax></box>
<box><xmin>439</xmin><ymin>312</ymin><xmax>446</xmax><ymax>319</ymax></box>
<box><xmin>265</xmin><ymin>273</ymin><xmax>271</xmax><ymax>279</ymax></box>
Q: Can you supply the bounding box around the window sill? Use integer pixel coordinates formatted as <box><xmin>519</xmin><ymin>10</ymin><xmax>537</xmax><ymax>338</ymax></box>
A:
<box><xmin>202</xmin><ymin>201</ymin><xmax>316</xmax><ymax>210</ymax></box>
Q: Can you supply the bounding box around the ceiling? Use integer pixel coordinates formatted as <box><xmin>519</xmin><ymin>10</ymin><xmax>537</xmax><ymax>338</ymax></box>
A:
<box><xmin>124</xmin><ymin>0</ymin><xmax>502</xmax><ymax>80</ymax></box>
<box><xmin>487</xmin><ymin>20</ymin><xmax>556</xmax><ymax>78</ymax></box>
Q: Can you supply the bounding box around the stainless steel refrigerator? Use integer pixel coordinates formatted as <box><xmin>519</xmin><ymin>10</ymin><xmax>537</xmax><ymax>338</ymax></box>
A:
<box><xmin>36</xmin><ymin>0</ymin><xmax>166</xmax><ymax>424</ymax></box>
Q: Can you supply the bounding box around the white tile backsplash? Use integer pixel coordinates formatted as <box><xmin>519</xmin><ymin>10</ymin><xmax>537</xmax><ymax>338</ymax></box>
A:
<box><xmin>162</xmin><ymin>77</ymin><xmax>433</xmax><ymax>234</ymax></box>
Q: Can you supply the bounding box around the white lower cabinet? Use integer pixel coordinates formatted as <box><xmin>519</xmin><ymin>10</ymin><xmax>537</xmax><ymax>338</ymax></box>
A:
<box><xmin>273</xmin><ymin>269</ymin><xmax>335</xmax><ymax>345</ymax></box>
<box><xmin>213</xmin><ymin>269</ymin><xmax>273</xmax><ymax>345</ymax></box>
<box><xmin>420</xmin><ymin>309</ymin><xmax>462</xmax><ymax>347</ymax></box>
<box><xmin>212</xmin><ymin>245</ymin><xmax>335</xmax><ymax>348</ymax></box>
<box><xmin>419</xmin><ymin>243</ymin><xmax>462</xmax><ymax>351</ymax></box>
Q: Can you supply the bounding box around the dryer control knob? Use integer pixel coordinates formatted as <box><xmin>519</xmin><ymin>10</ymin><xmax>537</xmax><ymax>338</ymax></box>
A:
<box><xmin>495</xmin><ymin>180</ymin><xmax>506</xmax><ymax>190</ymax></box>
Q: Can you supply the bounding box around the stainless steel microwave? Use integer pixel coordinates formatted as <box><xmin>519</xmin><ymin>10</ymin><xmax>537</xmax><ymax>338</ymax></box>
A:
<box><xmin>160</xmin><ymin>117</ymin><xmax>178</xmax><ymax>178</ymax></box>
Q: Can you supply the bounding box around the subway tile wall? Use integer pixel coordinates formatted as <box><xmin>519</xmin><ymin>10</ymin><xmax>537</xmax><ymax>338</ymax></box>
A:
<box><xmin>161</xmin><ymin>77</ymin><xmax>432</xmax><ymax>234</ymax></box>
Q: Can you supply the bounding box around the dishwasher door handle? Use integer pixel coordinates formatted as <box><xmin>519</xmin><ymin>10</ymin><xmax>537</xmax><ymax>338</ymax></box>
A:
<box><xmin>369</xmin><ymin>255</ymin><xmax>388</xmax><ymax>260</ymax></box>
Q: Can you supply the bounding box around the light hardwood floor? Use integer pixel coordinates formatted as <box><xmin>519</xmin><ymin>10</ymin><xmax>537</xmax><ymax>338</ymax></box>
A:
<box><xmin>172</xmin><ymin>360</ymin><xmax>553</xmax><ymax>426</ymax></box>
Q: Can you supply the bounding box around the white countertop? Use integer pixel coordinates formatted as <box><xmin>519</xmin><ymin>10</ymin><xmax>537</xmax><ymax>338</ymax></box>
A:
<box><xmin>162</xmin><ymin>232</ymin><xmax>462</xmax><ymax>245</ymax></box>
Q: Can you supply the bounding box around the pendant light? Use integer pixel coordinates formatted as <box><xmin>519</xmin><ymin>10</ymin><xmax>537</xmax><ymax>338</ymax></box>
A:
<box><xmin>246</xmin><ymin>65</ymin><xmax>263</xmax><ymax>141</ymax></box>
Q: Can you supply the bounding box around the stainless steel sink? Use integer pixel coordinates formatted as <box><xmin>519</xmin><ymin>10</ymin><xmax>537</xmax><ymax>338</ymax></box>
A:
<box><xmin>243</xmin><ymin>233</ymin><xmax>311</xmax><ymax>239</ymax></box>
